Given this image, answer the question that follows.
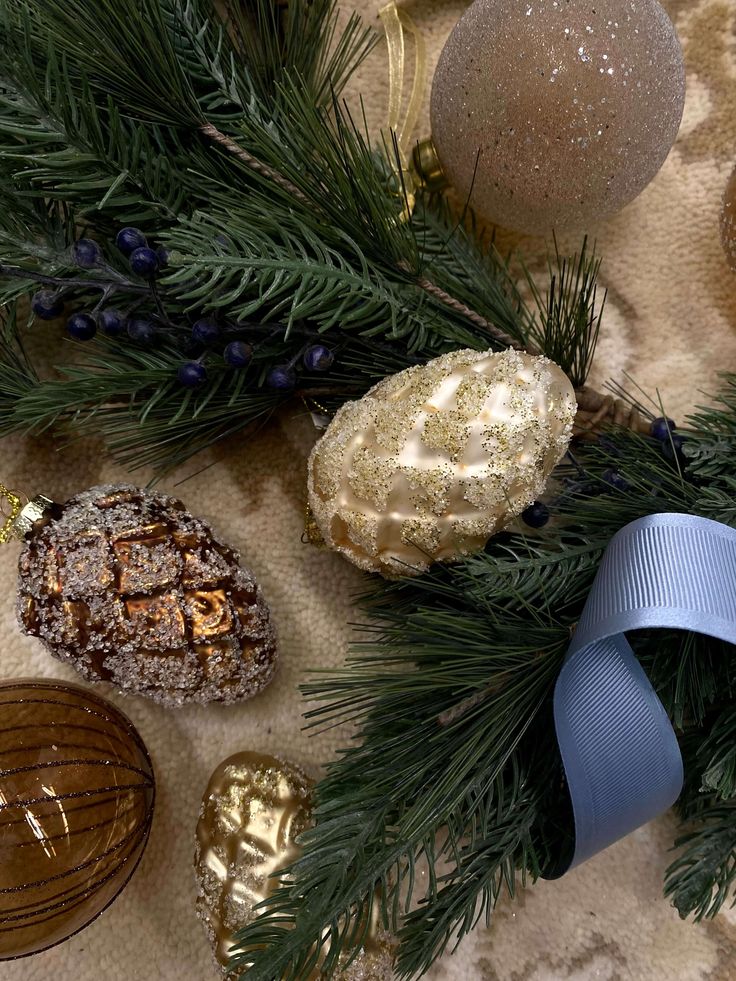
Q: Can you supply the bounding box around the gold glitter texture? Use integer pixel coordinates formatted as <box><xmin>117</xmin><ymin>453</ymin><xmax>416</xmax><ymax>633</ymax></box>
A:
<box><xmin>722</xmin><ymin>164</ymin><xmax>736</xmax><ymax>272</ymax></box>
<box><xmin>308</xmin><ymin>348</ymin><xmax>576</xmax><ymax>577</ymax></box>
<box><xmin>431</xmin><ymin>0</ymin><xmax>686</xmax><ymax>235</ymax></box>
<box><xmin>16</xmin><ymin>485</ymin><xmax>278</xmax><ymax>707</ymax></box>
<box><xmin>0</xmin><ymin>678</ymin><xmax>154</xmax><ymax>960</ymax></box>
<box><xmin>194</xmin><ymin>752</ymin><xmax>396</xmax><ymax>979</ymax></box>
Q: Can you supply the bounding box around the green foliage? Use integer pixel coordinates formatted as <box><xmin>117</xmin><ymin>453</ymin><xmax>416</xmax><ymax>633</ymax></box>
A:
<box><xmin>231</xmin><ymin>383</ymin><xmax>736</xmax><ymax>979</ymax></box>
<box><xmin>0</xmin><ymin>0</ymin><xmax>601</xmax><ymax>475</ymax></box>
<box><xmin>2</xmin><ymin>1</ymin><xmax>735</xmax><ymax>978</ymax></box>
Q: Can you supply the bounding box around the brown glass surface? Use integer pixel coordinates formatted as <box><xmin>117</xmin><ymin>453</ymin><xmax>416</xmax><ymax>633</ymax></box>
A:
<box><xmin>0</xmin><ymin>678</ymin><xmax>155</xmax><ymax>960</ymax></box>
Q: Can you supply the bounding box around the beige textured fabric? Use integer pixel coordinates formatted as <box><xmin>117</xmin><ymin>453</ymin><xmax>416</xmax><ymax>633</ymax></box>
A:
<box><xmin>2</xmin><ymin>1</ymin><xmax>736</xmax><ymax>978</ymax></box>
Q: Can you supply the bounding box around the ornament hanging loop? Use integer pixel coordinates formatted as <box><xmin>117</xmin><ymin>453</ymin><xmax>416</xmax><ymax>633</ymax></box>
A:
<box><xmin>379</xmin><ymin>2</ymin><xmax>431</xmax><ymax>218</ymax></box>
<box><xmin>0</xmin><ymin>484</ymin><xmax>22</xmax><ymax>544</ymax></box>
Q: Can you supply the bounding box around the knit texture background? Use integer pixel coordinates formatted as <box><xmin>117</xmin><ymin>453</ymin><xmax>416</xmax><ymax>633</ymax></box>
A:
<box><xmin>1</xmin><ymin>1</ymin><xmax>736</xmax><ymax>977</ymax></box>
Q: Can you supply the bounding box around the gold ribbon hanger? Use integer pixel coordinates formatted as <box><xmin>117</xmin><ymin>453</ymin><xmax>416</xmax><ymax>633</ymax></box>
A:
<box><xmin>379</xmin><ymin>2</ymin><xmax>429</xmax><ymax>217</ymax></box>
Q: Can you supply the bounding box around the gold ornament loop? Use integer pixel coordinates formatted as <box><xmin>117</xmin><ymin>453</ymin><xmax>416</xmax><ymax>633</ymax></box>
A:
<box><xmin>0</xmin><ymin>485</ymin><xmax>22</xmax><ymax>544</ymax></box>
<box><xmin>379</xmin><ymin>2</ymin><xmax>428</xmax><ymax>218</ymax></box>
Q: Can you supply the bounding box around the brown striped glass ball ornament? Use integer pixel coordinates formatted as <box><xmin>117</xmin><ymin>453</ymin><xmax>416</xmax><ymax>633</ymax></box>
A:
<box><xmin>15</xmin><ymin>484</ymin><xmax>278</xmax><ymax>707</ymax></box>
<box><xmin>0</xmin><ymin>678</ymin><xmax>154</xmax><ymax>960</ymax></box>
<box><xmin>722</xmin><ymin>164</ymin><xmax>736</xmax><ymax>273</ymax></box>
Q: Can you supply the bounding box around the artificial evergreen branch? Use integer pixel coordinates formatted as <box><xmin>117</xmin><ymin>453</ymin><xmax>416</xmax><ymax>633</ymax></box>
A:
<box><xmin>230</xmin><ymin>379</ymin><xmax>736</xmax><ymax>978</ymax></box>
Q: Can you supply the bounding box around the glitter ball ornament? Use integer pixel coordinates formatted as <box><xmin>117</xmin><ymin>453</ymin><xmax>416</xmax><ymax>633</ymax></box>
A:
<box><xmin>429</xmin><ymin>0</ymin><xmax>685</xmax><ymax>235</ymax></box>
<box><xmin>194</xmin><ymin>752</ymin><xmax>395</xmax><ymax>979</ymax></box>
<box><xmin>0</xmin><ymin>678</ymin><xmax>154</xmax><ymax>960</ymax></box>
<box><xmin>721</xmin><ymin>165</ymin><xmax>736</xmax><ymax>272</ymax></box>
<box><xmin>308</xmin><ymin>348</ymin><xmax>576</xmax><ymax>577</ymax></box>
<box><xmin>14</xmin><ymin>484</ymin><xmax>277</xmax><ymax>707</ymax></box>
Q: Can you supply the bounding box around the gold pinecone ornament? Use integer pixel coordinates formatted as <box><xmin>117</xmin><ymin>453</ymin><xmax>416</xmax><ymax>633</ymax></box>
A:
<box><xmin>14</xmin><ymin>484</ymin><xmax>277</xmax><ymax>707</ymax></box>
<box><xmin>194</xmin><ymin>752</ymin><xmax>396</xmax><ymax>979</ymax></box>
<box><xmin>308</xmin><ymin>348</ymin><xmax>576</xmax><ymax>577</ymax></box>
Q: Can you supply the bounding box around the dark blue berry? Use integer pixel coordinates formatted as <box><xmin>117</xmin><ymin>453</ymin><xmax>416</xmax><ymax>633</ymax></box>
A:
<box><xmin>72</xmin><ymin>238</ymin><xmax>102</xmax><ymax>269</ymax></box>
<box><xmin>267</xmin><ymin>365</ymin><xmax>297</xmax><ymax>391</ymax></box>
<box><xmin>129</xmin><ymin>247</ymin><xmax>160</xmax><ymax>276</ymax></box>
<box><xmin>303</xmin><ymin>344</ymin><xmax>335</xmax><ymax>372</ymax></box>
<box><xmin>191</xmin><ymin>319</ymin><xmax>220</xmax><ymax>344</ymax></box>
<box><xmin>116</xmin><ymin>227</ymin><xmax>148</xmax><ymax>256</ymax></box>
<box><xmin>177</xmin><ymin>361</ymin><xmax>207</xmax><ymax>388</ymax></box>
<box><xmin>66</xmin><ymin>312</ymin><xmax>97</xmax><ymax>341</ymax></box>
<box><xmin>651</xmin><ymin>417</ymin><xmax>677</xmax><ymax>441</ymax></box>
<box><xmin>522</xmin><ymin>501</ymin><xmax>550</xmax><ymax>529</ymax></box>
<box><xmin>602</xmin><ymin>468</ymin><xmax>630</xmax><ymax>492</ymax></box>
<box><xmin>224</xmin><ymin>341</ymin><xmax>253</xmax><ymax>367</ymax></box>
<box><xmin>31</xmin><ymin>290</ymin><xmax>64</xmax><ymax>320</ymax></box>
<box><xmin>662</xmin><ymin>433</ymin><xmax>687</xmax><ymax>463</ymax></box>
<box><xmin>156</xmin><ymin>247</ymin><xmax>170</xmax><ymax>268</ymax></box>
<box><xmin>127</xmin><ymin>318</ymin><xmax>157</xmax><ymax>344</ymax></box>
<box><xmin>98</xmin><ymin>309</ymin><xmax>126</xmax><ymax>336</ymax></box>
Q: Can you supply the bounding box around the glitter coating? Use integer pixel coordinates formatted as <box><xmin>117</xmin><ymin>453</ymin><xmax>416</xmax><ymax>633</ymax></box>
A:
<box><xmin>308</xmin><ymin>348</ymin><xmax>576</xmax><ymax>577</ymax></box>
<box><xmin>16</xmin><ymin>485</ymin><xmax>277</xmax><ymax>707</ymax></box>
<box><xmin>193</xmin><ymin>752</ymin><xmax>395</xmax><ymax>979</ymax></box>
<box><xmin>431</xmin><ymin>0</ymin><xmax>686</xmax><ymax>235</ymax></box>
<box><xmin>0</xmin><ymin>679</ymin><xmax>154</xmax><ymax>960</ymax></box>
<box><xmin>721</xmin><ymin>164</ymin><xmax>736</xmax><ymax>272</ymax></box>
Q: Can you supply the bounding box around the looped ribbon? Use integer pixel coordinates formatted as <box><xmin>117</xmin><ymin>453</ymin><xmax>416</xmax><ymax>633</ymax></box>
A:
<box><xmin>379</xmin><ymin>2</ymin><xmax>428</xmax><ymax>216</ymax></box>
<box><xmin>0</xmin><ymin>484</ymin><xmax>22</xmax><ymax>544</ymax></box>
<box><xmin>552</xmin><ymin>512</ymin><xmax>736</xmax><ymax>874</ymax></box>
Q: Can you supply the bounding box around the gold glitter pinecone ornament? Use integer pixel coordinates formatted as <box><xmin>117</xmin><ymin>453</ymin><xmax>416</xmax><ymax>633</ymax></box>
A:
<box><xmin>428</xmin><ymin>0</ymin><xmax>685</xmax><ymax>235</ymax></box>
<box><xmin>194</xmin><ymin>752</ymin><xmax>395</xmax><ymax>979</ymax></box>
<box><xmin>308</xmin><ymin>348</ymin><xmax>576</xmax><ymax>577</ymax></box>
<box><xmin>14</xmin><ymin>484</ymin><xmax>277</xmax><ymax>707</ymax></box>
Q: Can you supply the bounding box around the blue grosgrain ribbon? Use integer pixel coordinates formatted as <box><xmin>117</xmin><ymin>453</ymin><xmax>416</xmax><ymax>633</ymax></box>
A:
<box><xmin>553</xmin><ymin>512</ymin><xmax>736</xmax><ymax>872</ymax></box>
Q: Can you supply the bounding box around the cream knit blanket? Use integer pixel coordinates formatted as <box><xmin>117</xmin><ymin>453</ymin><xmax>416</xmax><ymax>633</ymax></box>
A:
<box><xmin>2</xmin><ymin>1</ymin><xmax>736</xmax><ymax>977</ymax></box>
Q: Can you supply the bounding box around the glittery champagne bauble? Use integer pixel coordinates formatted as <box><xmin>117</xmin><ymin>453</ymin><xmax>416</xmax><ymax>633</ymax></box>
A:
<box><xmin>194</xmin><ymin>752</ymin><xmax>395</xmax><ymax>979</ymax></box>
<box><xmin>430</xmin><ymin>0</ymin><xmax>685</xmax><ymax>235</ymax></box>
<box><xmin>722</xmin><ymin>165</ymin><xmax>736</xmax><ymax>272</ymax></box>
<box><xmin>15</xmin><ymin>485</ymin><xmax>277</xmax><ymax>707</ymax></box>
<box><xmin>0</xmin><ymin>679</ymin><xmax>154</xmax><ymax>959</ymax></box>
<box><xmin>308</xmin><ymin>349</ymin><xmax>576</xmax><ymax>577</ymax></box>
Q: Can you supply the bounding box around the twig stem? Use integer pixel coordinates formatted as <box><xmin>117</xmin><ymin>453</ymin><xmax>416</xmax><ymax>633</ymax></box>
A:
<box><xmin>200</xmin><ymin>121</ymin><xmax>310</xmax><ymax>204</ymax></box>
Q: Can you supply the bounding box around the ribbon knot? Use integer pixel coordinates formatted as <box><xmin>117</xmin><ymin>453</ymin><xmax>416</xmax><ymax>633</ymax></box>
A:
<box><xmin>552</xmin><ymin>512</ymin><xmax>736</xmax><ymax>873</ymax></box>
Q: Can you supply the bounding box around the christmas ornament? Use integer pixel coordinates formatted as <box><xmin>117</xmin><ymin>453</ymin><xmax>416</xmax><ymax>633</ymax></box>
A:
<box><xmin>426</xmin><ymin>0</ymin><xmax>685</xmax><ymax>235</ymax></box>
<box><xmin>194</xmin><ymin>752</ymin><xmax>313</xmax><ymax>972</ymax></box>
<box><xmin>308</xmin><ymin>348</ymin><xmax>576</xmax><ymax>577</ymax></box>
<box><xmin>721</xmin><ymin>164</ymin><xmax>736</xmax><ymax>272</ymax></box>
<box><xmin>194</xmin><ymin>751</ymin><xmax>395</xmax><ymax>979</ymax></box>
<box><xmin>0</xmin><ymin>678</ymin><xmax>154</xmax><ymax>960</ymax></box>
<box><xmin>9</xmin><ymin>484</ymin><xmax>277</xmax><ymax>707</ymax></box>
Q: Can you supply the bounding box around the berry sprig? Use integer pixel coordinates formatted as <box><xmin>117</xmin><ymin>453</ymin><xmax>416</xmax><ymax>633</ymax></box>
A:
<box><xmin>12</xmin><ymin>227</ymin><xmax>342</xmax><ymax>394</ymax></box>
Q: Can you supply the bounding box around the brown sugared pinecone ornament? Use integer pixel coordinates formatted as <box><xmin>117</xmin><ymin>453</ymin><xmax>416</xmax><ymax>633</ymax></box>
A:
<box><xmin>16</xmin><ymin>485</ymin><xmax>277</xmax><ymax>707</ymax></box>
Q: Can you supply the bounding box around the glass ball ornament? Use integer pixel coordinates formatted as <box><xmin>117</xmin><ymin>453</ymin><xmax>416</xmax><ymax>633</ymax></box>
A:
<box><xmin>721</xmin><ymin>164</ymin><xmax>736</xmax><ymax>273</ymax></box>
<box><xmin>0</xmin><ymin>678</ymin><xmax>154</xmax><ymax>960</ymax></box>
<box><xmin>430</xmin><ymin>0</ymin><xmax>686</xmax><ymax>235</ymax></box>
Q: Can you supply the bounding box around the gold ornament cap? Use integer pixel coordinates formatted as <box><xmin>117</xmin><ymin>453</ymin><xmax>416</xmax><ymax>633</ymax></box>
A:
<box><xmin>411</xmin><ymin>139</ymin><xmax>448</xmax><ymax>194</ymax></box>
<box><xmin>0</xmin><ymin>485</ymin><xmax>59</xmax><ymax>544</ymax></box>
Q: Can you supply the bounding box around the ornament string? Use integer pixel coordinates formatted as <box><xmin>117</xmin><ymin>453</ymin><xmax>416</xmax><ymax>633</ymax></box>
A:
<box><xmin>0</xmin><ymin>485</ymin><xmax>22</xmax><ymax>544</ymax></box>
<box><xmin>550</xmin><ymin>512</ymin><xmax>736</xmax><ymax>875</ymax></box>
<box><xmin>379</xmin><ymin>2</ymin><xmax>428</xmax><ymax>218</ymax></box>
